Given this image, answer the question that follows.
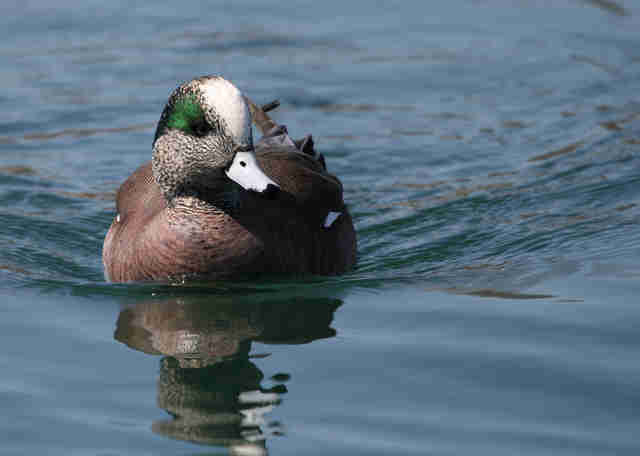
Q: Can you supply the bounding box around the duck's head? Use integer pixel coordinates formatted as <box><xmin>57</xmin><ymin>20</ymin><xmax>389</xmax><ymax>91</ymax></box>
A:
<box><xmin>152</xmin><ymin>75</ymin><xmax>278</xmax><ymax>203</ymax></box>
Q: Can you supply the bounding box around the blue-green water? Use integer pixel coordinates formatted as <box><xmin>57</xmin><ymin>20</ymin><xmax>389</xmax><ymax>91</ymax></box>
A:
<box><xmin>2</xmin><ymin>1</ymin><xmax>640</xmax><ymax>454</ymax></box>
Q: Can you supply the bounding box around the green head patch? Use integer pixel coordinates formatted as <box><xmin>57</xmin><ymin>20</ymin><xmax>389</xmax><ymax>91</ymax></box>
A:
<box><xmin>166</xmin><ymin>95</ymin><xmax>207</xmax><ymax>135</ymax></box>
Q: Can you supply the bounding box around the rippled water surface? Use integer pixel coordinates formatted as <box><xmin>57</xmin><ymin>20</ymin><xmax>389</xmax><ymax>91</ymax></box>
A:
<box><xmin>2</xmin><ymin>1</ymin><xmax>640</xmax><ymax>455</ymax></box>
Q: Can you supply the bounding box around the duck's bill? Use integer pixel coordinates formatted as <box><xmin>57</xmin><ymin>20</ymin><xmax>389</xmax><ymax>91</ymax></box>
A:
<box><xmin>226</xmin><ymin>150</ymin><xmax>280</xmax><ymax>193</ymax></box>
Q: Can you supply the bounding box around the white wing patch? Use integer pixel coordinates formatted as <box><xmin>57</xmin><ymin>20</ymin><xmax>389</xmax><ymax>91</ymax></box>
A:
<box><xmin>324</xmin><ymin>211</ymin><xmax>341</xmax><ymax>228</ymax></box>
<box><xmin>201</xmin><ymin>77</ymin><xmax>252</xmax><ymax>145</ymax></box>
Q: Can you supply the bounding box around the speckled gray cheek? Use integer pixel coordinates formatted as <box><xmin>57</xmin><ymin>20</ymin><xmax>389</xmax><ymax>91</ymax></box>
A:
<box><xmin>152</xmin><ymin>126</ymin><xmax>233</xmax><ymax>202</ymax></box>
<box><xmin>202</xmin><ymin>102</ymin><xmax>236</xmax><ymax>151</ymax></box>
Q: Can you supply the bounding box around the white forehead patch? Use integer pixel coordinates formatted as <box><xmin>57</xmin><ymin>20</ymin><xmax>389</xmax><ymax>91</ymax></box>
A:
<box><xmin>201</xmin><ymin>77</ymin><xmax>252</xmax><ymax>145</ymax></box>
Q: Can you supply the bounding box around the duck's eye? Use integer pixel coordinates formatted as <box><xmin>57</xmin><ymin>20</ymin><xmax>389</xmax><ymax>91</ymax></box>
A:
<box><xmin>166</xmin><ymin>95</ymin><xmax>212</xmax><ymax>137</ymax></box>
<box><xmin>192</xmin><ymin>118</ymin><xmax>210</xmax><ymax>137</ymax></box>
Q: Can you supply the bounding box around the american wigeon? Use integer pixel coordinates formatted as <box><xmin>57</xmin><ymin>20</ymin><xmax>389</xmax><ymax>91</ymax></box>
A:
<box><xmin>103</xmin><ymin>75</ymin><xmax>357</xmax><ymax>282</ymax></box>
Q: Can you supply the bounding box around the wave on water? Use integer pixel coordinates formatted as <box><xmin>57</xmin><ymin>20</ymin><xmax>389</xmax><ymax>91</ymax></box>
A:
<box><xmin>2</xmin><ymin>89</ymin><xmax>640</xmax><ymax>300</ymax></box>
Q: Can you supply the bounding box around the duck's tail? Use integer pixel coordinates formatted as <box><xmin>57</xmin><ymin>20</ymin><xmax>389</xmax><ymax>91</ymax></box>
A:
<box><xmin>244</xmin><ymin>96</ymin><xmax>325</xmax><ymax>170</ymax></box>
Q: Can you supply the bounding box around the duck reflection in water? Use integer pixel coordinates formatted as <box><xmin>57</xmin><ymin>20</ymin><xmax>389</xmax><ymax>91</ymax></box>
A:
<box><xmin>114</xmin><ymin>293</ymin><xmax>342</xmax><ymax>454</ymax></box>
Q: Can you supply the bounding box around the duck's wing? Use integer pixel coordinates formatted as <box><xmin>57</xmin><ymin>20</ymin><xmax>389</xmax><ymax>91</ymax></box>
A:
<box><xmin>255</xmin><ymin>143</ymin><xmax>343</xmax><ymax>212</ymax></box>
<box><xmin>247</xmin><ymin>98</ymin><xmax>345</xmax><ymax>226</ymax></box>
<box><xmin>114</xmin><ymin>161</ymin><xmax>166</xmax><ymax>224</ymax></box>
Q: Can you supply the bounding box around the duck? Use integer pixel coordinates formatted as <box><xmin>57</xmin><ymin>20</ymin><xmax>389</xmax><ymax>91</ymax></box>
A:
<box><xmin>103</xmin><ymin>75</ymin><xmax>357</xmax><ymax>282</ymax></box>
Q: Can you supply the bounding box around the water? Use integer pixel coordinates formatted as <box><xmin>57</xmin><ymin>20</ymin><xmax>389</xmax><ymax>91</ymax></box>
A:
<box><xmin>2</xmin><ymin>1</ymin><xmax>640</xmax><ymax>454</ymax></box>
